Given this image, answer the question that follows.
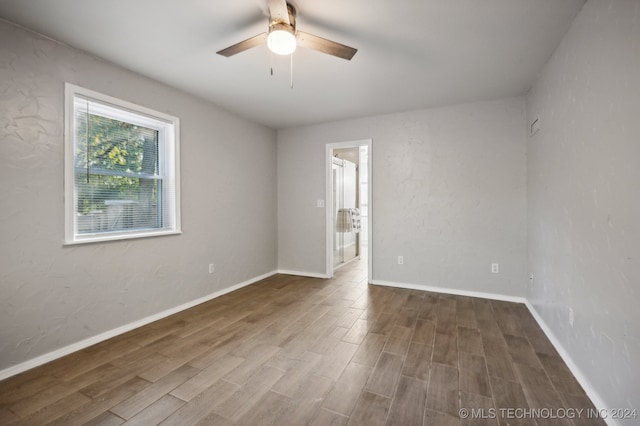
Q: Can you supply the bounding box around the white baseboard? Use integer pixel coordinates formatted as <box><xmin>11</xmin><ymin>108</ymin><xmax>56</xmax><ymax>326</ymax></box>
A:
<box><xmin>524</xmin><ymin>301</ymin><xmax>616</xmax><ymax>426</ymax></box>
<box><xmin>371</xmin><ymin>279</ymin><xmax>614</xmax><ymax>425</ymax></box>
<box><xmin>1</xmin><ymin>271</ymin><xmax>611</xmax><ymax>426</ymax></box>
<box><xmin>277</xmin><ymin>269</ymin><xmax>330</xmax><ymax>279</ymax></box>
<box><xmin>0</xmin><ymin>270</ymin><xmax>278</xmax><ymax>381</ymax></box>
<box><xmin>369</xmin><ymin>279</ymin><xmax>527</xmax><ymax>304</ymax></box>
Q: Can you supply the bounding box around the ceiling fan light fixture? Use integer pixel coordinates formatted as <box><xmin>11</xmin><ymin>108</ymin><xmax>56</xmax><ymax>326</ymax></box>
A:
<box><xmin>267</xmin><ymin>24</ymin><xmax>296</xmax><ymax>55</ymax></box>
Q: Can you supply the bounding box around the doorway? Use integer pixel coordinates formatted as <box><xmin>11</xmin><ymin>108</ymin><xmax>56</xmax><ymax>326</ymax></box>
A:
<box><xmin>325</xmin><ymin>140</ymin><xmax>372</xmax><ymax>280</ymax></box>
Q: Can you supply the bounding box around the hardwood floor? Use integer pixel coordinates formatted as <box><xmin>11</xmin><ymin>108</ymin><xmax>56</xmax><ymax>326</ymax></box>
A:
<box><xmin>0</xmin><ymin>259</ymin><xmax>604</xmax><ymax>425</ymax></box>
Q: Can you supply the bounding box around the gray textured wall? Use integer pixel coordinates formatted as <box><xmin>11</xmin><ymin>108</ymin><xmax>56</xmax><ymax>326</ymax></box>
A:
<box><xmin>0</xmin><ymin>20</ymin><xmax>278</xmax><ymax>370</ymax></box>
<box><xmin>278</xmin><ymin>98</ymin><xmax>528</xmax><ymax>297</ymax></box>
<box><xmin>526</xmin><ymin>0</ymin><xmax>640</xmax><ymax>414</ymax></box>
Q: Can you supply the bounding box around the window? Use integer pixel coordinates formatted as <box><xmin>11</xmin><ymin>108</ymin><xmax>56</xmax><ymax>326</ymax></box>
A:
<box><xmin>64</xmin><ymin>84</ymin><xmax>180</xmax><ymax>244</ymax></box>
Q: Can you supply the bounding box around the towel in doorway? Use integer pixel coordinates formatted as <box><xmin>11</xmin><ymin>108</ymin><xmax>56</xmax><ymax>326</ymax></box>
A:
<box><xmin>336</xmin><ymin>208</ymin><xmax>361</xmax><ymax>233</ymax></box>
<box><xmin>351</xmin><ymin>208</ymin><xmax>361</xmax><ymax>233</ymax></box>
<box><xmin>336</xmin><ymin>208</ymin><xmax>352</xmax><ymax>232</ymax></box>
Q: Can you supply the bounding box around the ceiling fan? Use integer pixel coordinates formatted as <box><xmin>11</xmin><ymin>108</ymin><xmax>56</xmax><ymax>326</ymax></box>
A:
<box><xmin>217</xmin><ymin>0</ymin><xmax>357</xmax><ymax>60</ymax></box>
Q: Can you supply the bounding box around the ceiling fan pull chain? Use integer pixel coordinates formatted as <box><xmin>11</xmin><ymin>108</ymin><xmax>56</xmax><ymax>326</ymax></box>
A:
<box><xmin>270</xmin><ymin>50</ymin><xmax>274</xmax><ymax>76</ymax></box>
<box><xmin>290</xmin><ymin>52</ymin><xmax>294</xmax><ymax>89</ymax></box>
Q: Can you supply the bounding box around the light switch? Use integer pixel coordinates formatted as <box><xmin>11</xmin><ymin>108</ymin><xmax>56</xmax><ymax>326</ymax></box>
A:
<box><xmin>317</xmin><ymin>200</ymin><xmax>325</xmax><ymax>208</ymax></box>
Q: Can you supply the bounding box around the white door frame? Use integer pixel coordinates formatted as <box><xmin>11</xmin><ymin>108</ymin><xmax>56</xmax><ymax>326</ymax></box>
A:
<box><xmin>325</xmin><ymin>139</ymin><xmax>373</xmax><ymax>280</ymax></box>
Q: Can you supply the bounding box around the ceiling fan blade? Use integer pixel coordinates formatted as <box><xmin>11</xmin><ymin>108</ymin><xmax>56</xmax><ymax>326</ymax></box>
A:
<box><xmin>217</xmin><ymin>33</ymin><xmax>268</xmax><ymax>57</ymax></box>
<box><xmin>268</xmin><ymin>0</ymin><xmax>290</xmax><ymax>24</ymax></box>
<box><xmin>296</xmin><ymin>31</ymin><xmax>357</xmax><ymax>60</ymax></box>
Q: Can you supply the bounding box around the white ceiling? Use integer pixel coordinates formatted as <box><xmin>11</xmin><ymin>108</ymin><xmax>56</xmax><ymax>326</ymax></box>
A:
<box><xmin>0</xmin><ymin>0</ymin><xmax>585</xmax><ymax>129</ymax></box>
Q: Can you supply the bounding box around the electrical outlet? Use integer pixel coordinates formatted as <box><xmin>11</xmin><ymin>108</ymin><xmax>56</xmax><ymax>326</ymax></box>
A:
<box><xmin>569</xmin><ymin>308</ymin><xmax>574</xmax><ymax>327</ymax></box>
<box><xmin>397</xmin><ymin>256</ymin><xmax>404</xmax><ymax>265</ymax></box>
<box><xmin>209</xmin><ymin>263</ymin><xmax>215</xmax><ymax>274</ymax></box>
<box><xmin>491</xmin><ymin>263</ymin><xmax>499</xmax><ymax>273</ymax></box>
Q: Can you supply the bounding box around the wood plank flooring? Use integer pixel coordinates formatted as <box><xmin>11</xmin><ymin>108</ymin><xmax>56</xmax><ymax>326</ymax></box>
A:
<box><xmin>0</xmin><ymin>259</ymin><xmax>605</xmax><ymax>425</ymax></box>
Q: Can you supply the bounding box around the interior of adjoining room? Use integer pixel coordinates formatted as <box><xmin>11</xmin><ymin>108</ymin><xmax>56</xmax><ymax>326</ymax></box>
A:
<box><xmin>331</xmin><ymin>144</ymin><xmax>370</xmax><ymax>275</ymax></box>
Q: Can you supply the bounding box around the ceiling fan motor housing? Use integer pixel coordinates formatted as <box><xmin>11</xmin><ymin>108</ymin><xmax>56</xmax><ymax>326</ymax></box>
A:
<box><xmin>269</xmin><ymin>3</ymin><xmax>296</xmax><ymax>32</ymax></box>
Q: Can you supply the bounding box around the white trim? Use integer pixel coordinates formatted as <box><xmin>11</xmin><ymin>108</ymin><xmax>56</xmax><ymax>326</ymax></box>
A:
<box><xmin>63</xmin><ymin>229</ymin><xmax>183</xmax><ymax>245</ymax></box>
<box><xmin>0</xmin><ymin>268</ymin><xmax>613</xmax><ymax>426</ymax></box>
<box><xmin>64</xmin><ymin>82</ymin><xmax>181</xmax><ymax>245</ymax></box>
<box><xmin>64</xmin><ymin>83</ymin><xmax>75</xmax><ymax>244</ymax></box>
<box><xmin>369</xmin><ymin>278</ymin><xmax>615</xmax><ymax>425</ymax></box>
<box><xmin>325</xmin><ymin>145</ymin><xmax>332</xmax><ymax>277</ymax></box>
<box><xmin>326</xmin><ymin>139</ymin><xmax>373</xmax><ymax>280</ymax></box>
<box><xmin>369</xmin><ymin>279</ymin><xmax>527</xmax><ymax>304</ymax></box>
<box><xmin>366</xmin><ymin>142</ymin><xmax>372</xmax><ymax>282</ymax></box>
<box><xmin>277</xmin><ymin>269</ymin><xmax>330</xmax><ymax>279</ymax></box>
<box><xmin>524</xmin><ymin>301</ymin><xmax>617</xmax><ymax>426</ymax></box>
<box><xmin>0</xmin><ymin>270</ymin><xmax>277</xmax><ymax>381</ymax></box>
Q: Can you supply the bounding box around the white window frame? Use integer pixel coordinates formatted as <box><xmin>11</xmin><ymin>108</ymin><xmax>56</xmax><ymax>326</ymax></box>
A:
<box><xmin>64</xmin><ymin>83</ymin><xmax>181</xmax><ymax>244</ymax></box>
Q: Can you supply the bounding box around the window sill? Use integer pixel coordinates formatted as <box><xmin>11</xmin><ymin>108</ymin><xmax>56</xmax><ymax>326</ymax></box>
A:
<box><xmin>64</xmin><ymin>229</ymin><xmax>182</xmax><ymax>246</ymax></box>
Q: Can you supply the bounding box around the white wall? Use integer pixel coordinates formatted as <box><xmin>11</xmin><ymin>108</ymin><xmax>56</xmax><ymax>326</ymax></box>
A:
<box><xmin>278</xmin><ymin>98</ymin><xmax>527</xmax><ymax>297</ymax></box>
<box><xmin>526</xmin><ymin>0</ymin><xmax>639</xmax><ymax>415</ymax></box>
<box><xmin>0</xmin><ymin>20</ymin><xmax>277</xmax><ymax>371</ymax></box>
